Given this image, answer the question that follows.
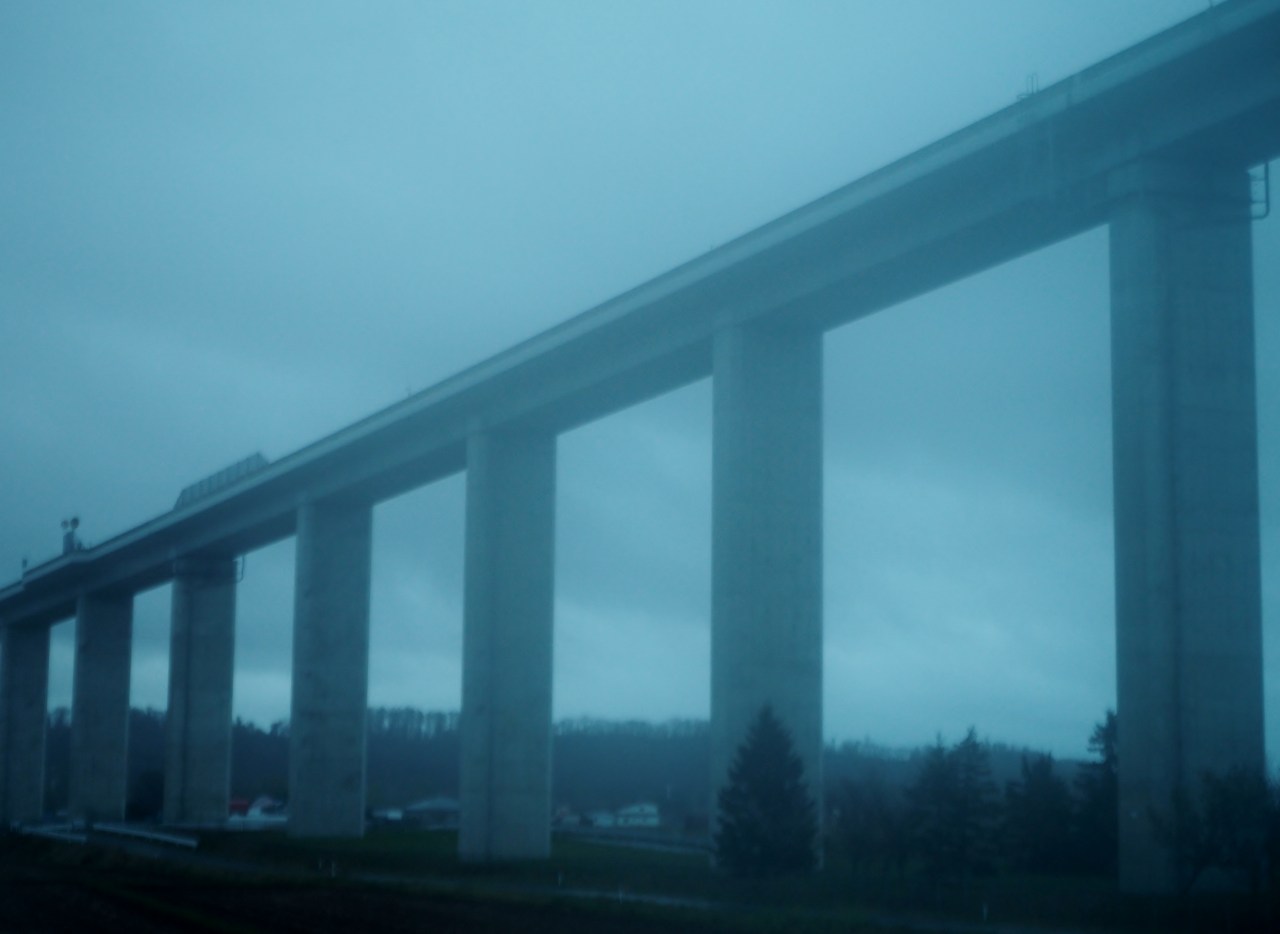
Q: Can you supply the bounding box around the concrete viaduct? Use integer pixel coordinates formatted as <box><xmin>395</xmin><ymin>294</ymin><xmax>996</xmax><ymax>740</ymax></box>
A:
<box><xmin>2</xmin><ymin>0</ymin><xmax>1278</xmax><ymax>893</ymax></box>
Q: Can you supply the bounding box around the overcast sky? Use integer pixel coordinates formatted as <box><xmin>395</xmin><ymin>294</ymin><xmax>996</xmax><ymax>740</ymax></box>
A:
<box><xmin>1</xmin><ymin>1</ymin><xmax>1275</xmax><ymax>763</ymax></box>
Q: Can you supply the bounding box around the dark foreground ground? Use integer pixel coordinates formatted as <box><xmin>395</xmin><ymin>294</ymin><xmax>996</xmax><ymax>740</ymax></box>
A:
<box><xmin>0</xmin><ymin>864</ymin><xmax>726</xmax><ymax>934</ymax></box>
<box><xmin>3</xmin><ymin>829</ymin><xmax>1278</xmax><ymax>934</ymax></box>
<box><xmin>0</xmin><ymin>832</ymin><xmax>886</xmax><ymax>934</ymax></box>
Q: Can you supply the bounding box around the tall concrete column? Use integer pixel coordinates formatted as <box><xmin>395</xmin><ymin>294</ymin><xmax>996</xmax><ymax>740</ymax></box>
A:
<box><xmin>710</xmin><ymin>323</ymin><xmax>824</xmax><ymax>846</ymax></box>
<box><xmin>1109</xmin><ymin>161</ymin><xmax>1262</xmax><ymax>893</ymax></box>
<box><xmin>0</xmin><ymin>624</ymin><xmax>51</xmax><ymax>823</ymax></box>
<box><xmin>165</xmin><ymin>557</ymin><xmax>236</xmax><ymax>824</ymax></box>
<box><xmin>289</xmin><ymin>497</ymin><xmax>372</xmax><ymax>838</ymax></box>
<box><xmin>459</xmin><ymin>429</ymin><xmax>556</xmax><ymax>861</ymax></box>
<box><xmin>70</xmin><ymin>591</ymin><xmax>133</xmax><ymax>821</ymax></box>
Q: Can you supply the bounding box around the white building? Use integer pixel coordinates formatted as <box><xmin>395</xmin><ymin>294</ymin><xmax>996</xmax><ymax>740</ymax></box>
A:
<box><xmin>615</xmin><ymin>802</ymin><xmax>659</xmax><ymax>828</ymax></box>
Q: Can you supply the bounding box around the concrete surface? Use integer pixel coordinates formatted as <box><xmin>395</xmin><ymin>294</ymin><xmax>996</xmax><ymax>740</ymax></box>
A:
<box><xmin>165</xmin><ymin>558</ymin><xmax>237</xmax><ymax>824</ymax></box>
<box><xmin>710</xmin><ymin>323</ymin><xmax>824</xmax><ymax>846</ymax></box>
<box><xmin>0</xmin><ymin>624</ymin><xmax>51</xmax><ymax>823</ymax></box>
<box><xmin>459</xmin><ymin>429</ymin><xmax>557</xmax><ymax>861</ymax></box>
<box><xmin>1109</xmin><ymin>161</ymin><xmax>1264</xmax><ymax>893</ymax></box>
<box><xmin>69</xmin><ymin>592</ymin><xmax>132</xmax><ymax>821</ymax></box>
<box><xmin>289</xmin><ymin>499</ymin><xmax>373</xmax><ymax>838</ymax></box>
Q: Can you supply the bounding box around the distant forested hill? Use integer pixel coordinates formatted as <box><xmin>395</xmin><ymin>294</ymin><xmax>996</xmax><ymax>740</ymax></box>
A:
<box><xmin>41</xmin><ymin>708</ymin><xmax>1077</xmax><ymax>825</ymax></box>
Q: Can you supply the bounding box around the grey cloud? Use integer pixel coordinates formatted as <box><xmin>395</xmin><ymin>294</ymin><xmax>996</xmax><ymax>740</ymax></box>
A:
<box><xmin>7</xmin><ymin>1</ymin><xmax>1271</xmax><ymax>764</ymax></box>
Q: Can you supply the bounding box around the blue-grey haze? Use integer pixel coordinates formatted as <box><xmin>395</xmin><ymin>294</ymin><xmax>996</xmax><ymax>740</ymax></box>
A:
<box><xmin>1</xmin><ymin>1</ymin><xmax>1274</xmax><ymax>761</ymax></box>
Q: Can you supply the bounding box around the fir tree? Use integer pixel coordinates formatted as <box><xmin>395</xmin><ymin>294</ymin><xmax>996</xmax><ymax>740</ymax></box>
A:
<box><xmin>1073</xmin><ymin>709</ymin><xmax>1118</xmax><ymax>874</ymax></box>
<box><xmin>715</xmin><ymin>705</ymin><xmax>817</xmax><ymax>876</ymax></box>
<box><xmin>835</xmin><ymin>770</ymin><xmax>910</xmax><ymax>879</ymax></box>
<box><xmin>1003</xmin><ymin>753</ymin><xmax>1074</xmax><ymax>873</ymax></box>
<box><xmin>907</xmin><ymin>727</ymin><xmax>998</xmax><ymax>880</ymax></box>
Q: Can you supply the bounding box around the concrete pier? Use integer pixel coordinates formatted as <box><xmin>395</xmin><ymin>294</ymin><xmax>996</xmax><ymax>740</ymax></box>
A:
<box><xmin>0</xmin><ymin>624</ymin><xmax>51</xmax><ymax>823</ymax></box>
<box><xmin>70</xmin><ymin>592</ymin><xmax>133</xmax><ymax>821</ymax></box>
<box><xmin>1109</xmin><ymin>162</ymin><xmax>1263</xmax><ymax>893</ymax></box>
<box><xmin>289</xmin><ymin>498</ymin><xmax>373</xmax><ymax>838</ymax></box>
<box><xmin>459</xmin><ymin>429</ymin><xmax>557</xmax><ymax>861</ymax></box>
<box><xmin>710</xmin><ymin>323</ymin><xmax>824</xmax><ymax>842</ymax></box>
<box><xmin>165</xmin><ymin>558</ymin><xmax>237</xmax><ymax>824</ymax></box>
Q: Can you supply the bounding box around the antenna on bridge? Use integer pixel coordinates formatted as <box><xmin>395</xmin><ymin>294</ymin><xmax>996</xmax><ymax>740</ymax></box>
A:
<box><xmin>61</xmin><ymin>517</ymin><xmax>81</xmax><ymax>554</ymax></box>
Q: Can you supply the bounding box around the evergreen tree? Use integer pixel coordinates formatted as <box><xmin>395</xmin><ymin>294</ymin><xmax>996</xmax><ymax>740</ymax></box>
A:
<box><xmin>715</xmin><ymin>705</ymin><xmax>817</xmax><ymax>876</ymax></box>
<box><xmin>1073</xmin><ymin>709</ymin><xmax>1118</xmax><ymax>874</ymax></box>
<box><xmin>126</xmin><ymin>708</ymin><xmax>166</xmax><ymax>820</ymax></box>
<box><xmin>949</xmin><ymin>728</ymin><xmax>1000</xmax><ymax>877</ymax></box>
<box><xmin>44</xmin><ymin>708</ymin><xmax>71</xmax><ymax>814</ymax></box>
<box><xmin>1003</xmin><ymin>753</ymin><xmax>1074</xmax><ymax>873</ymax></box>
<box><xmin>1151</xmin><ymin>767</ymin><xmax>1276</xmax><ymax>894</ymax></box>
<box><xmin>907</xmin><ymin>727</ymin><xmax>999</xmax><ymax>880</ymax></box>
<box><xmin>835</xmin><ymin>770</ymin><xmax>910</xmax><ymax>879</ymax></box>
<box><xmin>907</xmin><ymin>739</ymin><xmax>955</xmax><ymax>876</ymax></box>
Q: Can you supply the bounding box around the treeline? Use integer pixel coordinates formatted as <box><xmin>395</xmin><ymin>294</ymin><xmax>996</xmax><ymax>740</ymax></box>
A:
<box><xmin>41</xmin><ymin>706</ymin><xmax>1280</xmax><ymax>892</ymax></box>
<box><xmin>43</xmin><ymin>706</ymin><xmax>1127</xmax><ymax>864</ymax></box>
<box><xmin>555</xmin><ymin>717</ymin><xmax>708</xmax><ymax>818</ymax></box>
<box><xmin>43</xmin><ymin>708</ymin><xmax>1100</xmax><ymax>835</ymax></box>
<box><xmin>834</xmin><ymin>715</ymin><xmax>1117</xmax><ymax>884</ymax></box>
<box><xmin>41</xmin><ymin>708</ymin><xmax>717</xmax><ymax>820</ymax></box>
<box><xmin>833</xmin><ymin>714</ymin><xmax>1280</xmax><ymax>894</ymax></box>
